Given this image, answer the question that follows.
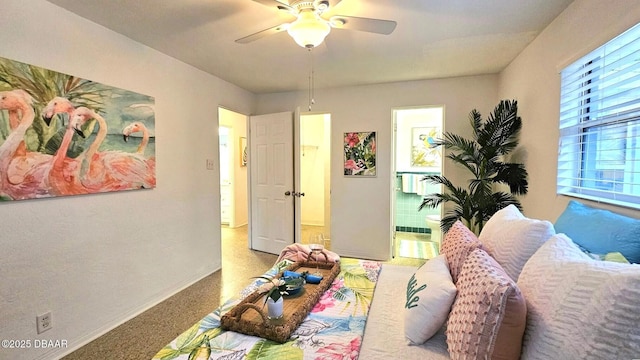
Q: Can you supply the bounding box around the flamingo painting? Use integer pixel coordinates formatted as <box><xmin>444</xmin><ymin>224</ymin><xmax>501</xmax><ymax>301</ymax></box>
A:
<box><xmin>0</xmin><ymin>55</ymin><xmax>155</xmax><ymax>201</ymax></box>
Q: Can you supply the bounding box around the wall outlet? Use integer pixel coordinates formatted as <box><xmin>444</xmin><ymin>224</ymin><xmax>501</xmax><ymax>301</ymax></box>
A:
<box><xmin>36</xmin><ymin>312</ymin><xmax>52</xmax><ymax>334</ymax></box>
<box><xmin>206</xmin><ymin>159</ymin><xmax>215</xmax><ymax>170</ymax></box>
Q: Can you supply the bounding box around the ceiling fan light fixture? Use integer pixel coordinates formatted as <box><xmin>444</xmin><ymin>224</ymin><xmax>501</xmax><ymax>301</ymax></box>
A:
<box><xmin>287</xmin><ymin>9</ymin><xmax>331</xmax><ymax>48</ymax></box>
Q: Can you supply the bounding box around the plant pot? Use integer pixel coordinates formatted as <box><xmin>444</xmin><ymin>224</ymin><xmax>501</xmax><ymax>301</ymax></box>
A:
<box><xmin>267</xmin><ymin>297</ymin><xmax>284</xmax><ymax>319</ymax></box>
<box><xmin>266</xmin><ymin>296</ymin><xmax>283</xmax><ymax>320</ymax></box>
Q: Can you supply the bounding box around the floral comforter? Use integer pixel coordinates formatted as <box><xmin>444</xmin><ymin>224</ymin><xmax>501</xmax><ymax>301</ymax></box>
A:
<box><xmin>153</xmin><ymin>258</ymin><xmax>382</xmax><ymax>360</ymax></box>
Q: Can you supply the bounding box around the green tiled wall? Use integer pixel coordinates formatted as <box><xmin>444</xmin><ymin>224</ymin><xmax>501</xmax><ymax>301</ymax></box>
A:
<box><xmin>395</xmin><ymin>175</ymin><xmax>440</xmax><ymax>232</ymax></box>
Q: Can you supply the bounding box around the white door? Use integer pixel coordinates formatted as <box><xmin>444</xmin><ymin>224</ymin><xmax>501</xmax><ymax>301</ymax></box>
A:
<box><xmin>249</xmin><ymin>111</ymin><xmax>295</xmax><ymax>254</ymax></box>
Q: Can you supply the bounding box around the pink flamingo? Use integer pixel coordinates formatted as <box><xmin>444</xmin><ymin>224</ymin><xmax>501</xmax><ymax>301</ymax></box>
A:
<box><xmin>38</xmin><ymin>96</ymin><xmax>89</xmax><ymax>196</ymax></box>
<box><xmin>46</xmin><ymin>111</ymin><xmax>86</xmax><ymax>196</ymax></box>
<box><xmin>0</xmin><ymin>90</ymin><xmax>52</xmax><ymax>199</ymax></box>
<box><xmin>122</xmin><ymin>122</ymin><xmax>150</xmax><ymax>154</ymax></box>
<box><xmin>71</xmin><ymin>107</ymin><xmax>155</xmax><ymax>191</ymax></box>
<box><xmin>42</xmin><ymin>96</ymin><xmax>75</xmax><ymax>125</ymax></box>
<box><xmin>4</xmin><ymin>95</ymin><xmax>67</xmax><ymax>193</ymax></box>
<box><xmin>122</xmin><ymin>121</ymin><xmax>156</xmax><ymax>173</ymax></box>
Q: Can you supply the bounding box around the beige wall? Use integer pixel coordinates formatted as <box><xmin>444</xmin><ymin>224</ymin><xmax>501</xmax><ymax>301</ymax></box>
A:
<box><xmin>0</xmin><ymin>1</ymin><xmax>254</xmax><ymax>359</ymax></box>
<box><xmin>499</xmin><ymin>0</ymin><xmax>640</xmax><ymax>221</ymax></box>
<box><xmin>256</xmin><ymin>75</ymin><xmax>499</xmax><ymax>260</ymax></box>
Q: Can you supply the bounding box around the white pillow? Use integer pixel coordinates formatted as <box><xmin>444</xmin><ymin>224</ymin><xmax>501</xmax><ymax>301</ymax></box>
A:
<box><xmin>518</xmin><ymin>234</ymin><xmax>640</xmax><ymax>360</ymax></box>
<box><xmin>478</xmin><ymin>205</ymin><xmax>555</xmax><ymax>281</ymax></box>
<box><xmin>404</xmin><ymin>254</ymin><xmax>457</xmax><ymax>344</ymax></box>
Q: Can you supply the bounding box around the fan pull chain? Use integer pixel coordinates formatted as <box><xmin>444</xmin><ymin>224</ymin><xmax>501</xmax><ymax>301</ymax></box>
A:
<box><xmin>308</xmin><ymin>48</ymin><xmax>315</xmax><ymax>111</ymax></box>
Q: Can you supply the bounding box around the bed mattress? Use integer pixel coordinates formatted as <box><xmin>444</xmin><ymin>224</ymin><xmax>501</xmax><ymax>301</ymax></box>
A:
<box><xmin>359</xmin><ymin>264</ymin><xmax>450</xmax><ymax>359</ymax></box>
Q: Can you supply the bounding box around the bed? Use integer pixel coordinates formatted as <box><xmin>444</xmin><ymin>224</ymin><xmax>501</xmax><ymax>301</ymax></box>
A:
<box><xmin>154</xmin><ymin>202</ymin><xmax>640</xmax><ymax>360</ymax></box>
<box><xmin>152</xmin><ymin>257</ymin><xmax>445</xmax><ymax>359</ymax></box>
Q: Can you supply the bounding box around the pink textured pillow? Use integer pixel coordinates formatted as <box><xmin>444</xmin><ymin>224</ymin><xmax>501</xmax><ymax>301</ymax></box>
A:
<box><xmin>440</xmin><ymin>220</ymin><xmax>484</xmax><ymax>283</ymax></box>
<box><xmin>447</xmin><ymin>248</ymin><xmax>527</xmax><ymax>360</ymax></box>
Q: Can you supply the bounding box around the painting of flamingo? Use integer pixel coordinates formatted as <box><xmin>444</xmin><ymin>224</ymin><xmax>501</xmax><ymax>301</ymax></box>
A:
<box><xmin>0</xmin><ymin>55</ymin><xmax>155</xmax><ymax>201</ymax></box>
<box><xmin>0</xmin><ymin>90</ymin><xmax>52</xmax><ymax>199</ymax></box>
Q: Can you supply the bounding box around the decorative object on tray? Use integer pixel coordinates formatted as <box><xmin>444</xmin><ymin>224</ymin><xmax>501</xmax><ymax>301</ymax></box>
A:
<box><xmin>276</xmin><ymin>243</ymin><xmax>340</xmax><ymax>263</ymax></box>
<box><xmin>220</xmin><ymin>259</ymin><xmax>341</xmax><ymax>343</ymax></box>
<box><xmin>283</xmin><ymin>270</ymin><xmax>323</xmax><ymax>285</ymax></box>
<box><xmin>309</xmin><ymin>245</ymin><xmax>325</xmax><ymax>277</ymax></box>
<box><xmin>266</xmin><ymin>296</ymin><xmax>284</xmax><ymax>320</ymax></box>
<box><xmin>254</xmin><ymin>275</ymin><xmax>306</xmax><ymax>319</ymax></box>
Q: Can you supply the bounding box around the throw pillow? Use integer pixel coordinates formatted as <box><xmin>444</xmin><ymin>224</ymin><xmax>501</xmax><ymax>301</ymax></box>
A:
<box><xmin>403</xmin><ymin>254</ymin><xmax>457</xmax><ymax>344</ymax></box>
<box><xmin>554</xmin><ymin>200</ymin><xmax>640</xmax><ymax>263</ymax></box>
<box><xmin>518</xmin><ymin>234</ymin><xmax>640</xmax><ymax>360</ymax></box>
<box><xmin>478</xmin><ymin>205</ymin><xmax>555</xmax><ymax>281</ymax></box>
<box><xmin>440</xmin><ymin>220</ymin><xmax>484</xmax><ymax>283</ymax></box>
<box><xmin>446</xmin><ymin>248</ymin><xmax>527</xmax><ymax>360</ymax></box>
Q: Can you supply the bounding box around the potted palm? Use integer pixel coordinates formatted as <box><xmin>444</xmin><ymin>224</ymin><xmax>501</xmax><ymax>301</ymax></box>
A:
<box><xmin>419</xmin><ymin>99</ymin><xmax>528</xmax><ymax>234</ymax></box>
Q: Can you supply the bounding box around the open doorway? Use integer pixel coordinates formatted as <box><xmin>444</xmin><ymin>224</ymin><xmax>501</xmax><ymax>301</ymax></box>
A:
<box><xmin>299</xmin><ymin>113</ymin><xmax>331</xmax><ymax>250</ymax></box>
<box><xmin>218</xmin><ymin>108</ymin><xmax>249</xmax><ymax>259</ymax></box>
<box><xmin>218</xmin><ymin>107</ymin><xmax>248</xmax><ymax>229</ymax></box>
<box><xmin>391</xmin><ymin>107</ymin><xmax>443</xmax><ymax>260</ymax></box>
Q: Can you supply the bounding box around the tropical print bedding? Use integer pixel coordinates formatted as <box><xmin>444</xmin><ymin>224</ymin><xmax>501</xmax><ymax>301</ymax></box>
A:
<box><xmin>153</xmin><ymin>258</ymin><xmax>382</xmax><ymax>360</ymax></box>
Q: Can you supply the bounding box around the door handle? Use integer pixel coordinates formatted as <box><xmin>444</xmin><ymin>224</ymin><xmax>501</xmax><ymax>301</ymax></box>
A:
<box><xmin>291</xmin><ymin>191</ymin><xmax>306</xmax><ymax>197</ymax></box>
<box><xmin>284</xmin><ymin>191</ymin><xmax>291</xmax><ymax>196</ymax></box>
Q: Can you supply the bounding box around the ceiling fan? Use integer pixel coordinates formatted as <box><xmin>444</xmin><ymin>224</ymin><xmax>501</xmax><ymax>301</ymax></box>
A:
<box><xmin>236</xmin><ymin>0</ymin><xmax>397</xmax><ymax>48</ymax></box>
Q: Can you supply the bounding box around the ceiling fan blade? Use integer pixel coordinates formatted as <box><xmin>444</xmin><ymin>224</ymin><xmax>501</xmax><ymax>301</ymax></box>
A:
<box><xmin>251</xmin><ymin>0</ymin><xmax>295</xmax><ymax>13</ymax></box>
<box><xmin>329</xmin><ymin>15</ymin><xmax>397</xmax><ymax>35</ymax></box>
<box><xmin>235</xmin><ymin>24</ymin><xmax>288</xmax><ymax>44</ymax></box>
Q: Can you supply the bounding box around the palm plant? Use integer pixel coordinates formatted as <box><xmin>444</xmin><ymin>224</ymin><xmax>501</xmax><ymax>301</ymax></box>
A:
<box><xmin>419</xmin><ymin>100</ymin><xmax>528</xmax><ymax>234</ymax></box>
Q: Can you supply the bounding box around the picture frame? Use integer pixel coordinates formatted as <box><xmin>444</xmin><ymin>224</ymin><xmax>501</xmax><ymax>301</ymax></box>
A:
<box><xmin>343</xmin><ymin>131</ymin><xmax>376</xmax><ymax>176</ymax></box>
<box><xmin>240</xmin><ymin>137</ymin><xmax>247</xmax><ymax>167</ymax></box>
<box><xmin>0</xmin><ymin>55</ymin><xmax>156</xmax><ymax>201</ymax></box>
<box><xmin>410</xmin><ymin>127</ymin><xmax>441</xmax><ymax>169</ymax></box>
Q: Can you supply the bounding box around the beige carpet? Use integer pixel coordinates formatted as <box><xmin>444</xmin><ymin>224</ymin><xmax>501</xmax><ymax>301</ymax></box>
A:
<box><xmin>61</xmin><ymin>225</ymin><xmax>426</xmax><ymax>359</ymax></box>
<box><xmin>62</xmin><ymin>225</ymin><xmax>278</xmax><ymax>360</ymax></box>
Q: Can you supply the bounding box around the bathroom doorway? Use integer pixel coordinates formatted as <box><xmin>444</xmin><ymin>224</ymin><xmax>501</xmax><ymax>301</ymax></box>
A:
<box><xmin>391</xmin><ymin>106</ymin><xmax>444</xmax><ymax>260</ymax></box>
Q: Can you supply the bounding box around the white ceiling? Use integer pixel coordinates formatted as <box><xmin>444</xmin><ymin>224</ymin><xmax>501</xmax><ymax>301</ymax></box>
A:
<box><xmin>45</xmin><ymin>0</ymin><xmax>574</xmax><ymax>94</ymax></box>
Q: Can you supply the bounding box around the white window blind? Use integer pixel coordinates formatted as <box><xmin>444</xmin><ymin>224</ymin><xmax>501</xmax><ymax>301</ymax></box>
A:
<box><xmin>558</xmin><ymin>22</ymin><xmax>640</xmax><ymax>209</ymax></box>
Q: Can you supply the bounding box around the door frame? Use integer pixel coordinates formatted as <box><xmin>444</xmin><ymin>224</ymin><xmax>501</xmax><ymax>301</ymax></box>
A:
<box><xmin>294</xmin><ymin>108</ymin><xmax>301</xmax><ymax>244</ymax></box>
<box><xmin>391</xmin><ymin>105</ymin><xmax>445</xmax><ymax>257</ymax></box>
<box><xmin>246</xmin><ymin>109</ymin><xmax>332</xmax><ymax>252</ymax></box>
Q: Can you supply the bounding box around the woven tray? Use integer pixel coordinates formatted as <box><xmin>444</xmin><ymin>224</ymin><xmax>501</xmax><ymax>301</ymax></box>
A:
<box><xmin>220</xmin><ymin>257</ymin><xmax>341</xmax><ymax>343</ymax></box>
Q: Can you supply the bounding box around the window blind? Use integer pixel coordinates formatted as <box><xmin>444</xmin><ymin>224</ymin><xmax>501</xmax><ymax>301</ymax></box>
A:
<box><xmin>558</xmin><ymin>23</ymin><xmax>640</xmax><ymax>209</ymax></box>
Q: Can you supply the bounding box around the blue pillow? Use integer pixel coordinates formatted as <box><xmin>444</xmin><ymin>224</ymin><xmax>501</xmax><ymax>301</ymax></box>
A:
<box><xmin>554</xmin><ymin>200</ymin><xmax>640</xmax><ymax>263</ymax></box>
